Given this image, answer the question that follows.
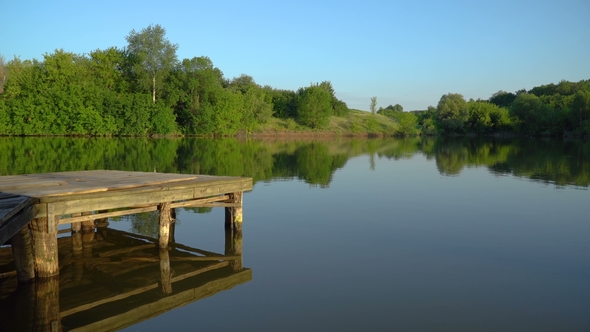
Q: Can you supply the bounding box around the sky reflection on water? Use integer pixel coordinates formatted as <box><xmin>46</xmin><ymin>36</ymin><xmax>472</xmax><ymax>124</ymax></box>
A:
<box><xmin>128</xmin><ymin>151</ymin><xmax>590</xmax><ymax>331</ymax></box>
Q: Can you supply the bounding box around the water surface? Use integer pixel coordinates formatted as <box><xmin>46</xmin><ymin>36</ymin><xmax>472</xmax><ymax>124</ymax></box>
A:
<box><xmin>0</xmin><ymin>137</ymin><xmax>589</xmax><ymax>331</ymax></box>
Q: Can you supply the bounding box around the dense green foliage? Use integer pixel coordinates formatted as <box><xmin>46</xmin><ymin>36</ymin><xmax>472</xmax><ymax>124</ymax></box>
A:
<box><xmin>0</xmin><ymin>25</ymin><xmax>349</xmax><ymax>136</ymax></box>
<box><xmin>487</xmin><ymin>79</ymin><xmax>590</xmax><ymax>136</ymax></box>
<box><xmin>297</xmin><ymin>84</ymin><xmax>333</xmax><ymax>129</ymax></box>
<box><xmin>436</xmin><ymin>93</ymin><xmax>469</xmax><ymax>133</ymax></box>
<box><xmin>377</xmin><ymin>104</ymin><xmax>417</xmax><ymax>136</ymax></box>
<box><xmin>410</xmin><ymin>79</ymin><xmax>590</xmax><ymax>136</ymax></box>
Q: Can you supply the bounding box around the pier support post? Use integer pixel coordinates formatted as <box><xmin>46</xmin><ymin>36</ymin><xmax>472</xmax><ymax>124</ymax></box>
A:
<box><xmin>30</xmin><ymin>217</ymin><xmax>59</xmax><ymax>278</ymax></box>
<box><xmin>11</xmin><ymin>225</ymin><xmax>35</xmax><ymax>282</ymax></box>
<box><xmin>225</xmin><ymin>192</ymin><xmax>243</xmax><ymax>232</ymax></box>
<box><xmin>158</xmin><ymin>203</ymin><xmax>172</xmax><ymax>248</ymax></box>
<box><xmin>71</xmin><ymin>221</ymin><xmax>81</xmax><ymax>233</ymax></box>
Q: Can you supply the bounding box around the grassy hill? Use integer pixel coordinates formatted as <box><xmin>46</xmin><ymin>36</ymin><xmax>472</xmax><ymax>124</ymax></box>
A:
<box><xmin>253</xmin><ymin>110</ymin><xmax>400</xmax><ymax>137</ymax></box>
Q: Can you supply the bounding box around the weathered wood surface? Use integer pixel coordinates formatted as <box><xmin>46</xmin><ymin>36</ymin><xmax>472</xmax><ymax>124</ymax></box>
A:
<box><xmin>0</xmin><ymin>193</ymin><xmax>35</xmax><ymax>224</ymax></box>
<box><xmin>0</xmin><ymin>193</ymin><xmax>35</xmax><ymax>245</ymax></box>
<box><xmin>0</xmin><ymin>171</ymin><xmax>248</xmax><ymax>200</ymax></box>
<box><xmin>31</xmin><ymin>217</ymin><xmax>60</xmax><ymax>278</ymax></box>
<box><xmin>0</xmin><ymin>171</ymin><xmax>198</xmax><ymax>196</ymax></box>
<box><xmin>0</xmin><ymin>170</ymin><xmax>251</xmax><ymax>222</ymax></box>
<box><xmin>225</xmin><ymin>191</ymin><xmax>244</xmax><ymax>232</ymax></box>
<box><xmin>0</xmin><ymin>170</ymin><xmax>251</xmax><ymax>282</ymax></box>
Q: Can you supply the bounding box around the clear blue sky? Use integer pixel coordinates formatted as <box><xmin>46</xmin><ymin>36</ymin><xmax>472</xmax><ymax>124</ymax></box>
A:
<box><xmin>2</xmin><ymin>0</ymin><xmax>589</xmax><ymax>111</ymax></box>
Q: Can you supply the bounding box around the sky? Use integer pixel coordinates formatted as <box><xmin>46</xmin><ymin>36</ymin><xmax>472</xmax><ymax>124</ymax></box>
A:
<box><xmin>1</xmin><ymin>0</ymin><xmax>589</xmax><ymax>111</ymax></box>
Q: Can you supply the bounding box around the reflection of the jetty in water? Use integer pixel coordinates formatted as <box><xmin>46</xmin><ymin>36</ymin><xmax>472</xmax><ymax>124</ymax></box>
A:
<box><xmin>0</xmin><ymin>221</ymin><xmax>251</xmax><ymax>331</ymax></box>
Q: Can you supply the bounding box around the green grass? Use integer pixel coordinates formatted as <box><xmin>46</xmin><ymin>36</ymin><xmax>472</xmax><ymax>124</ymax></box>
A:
<box><xmin>255</xmin><ymin>110</ymin><xmax>399</xmax><ymax>136</ymax></box>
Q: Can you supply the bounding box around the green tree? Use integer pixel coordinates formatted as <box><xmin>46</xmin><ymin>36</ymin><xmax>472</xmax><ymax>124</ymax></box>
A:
<box><xmin>88</xmin><ymin>47</ymin><xmax>129</xmax><ymax>93</ymax></box>
<box><xmin>467</xmin><ymin>101</ymin><xmax>493</xmax><ymax>134</ymax></box>
<box><xmin>377</xmin><ymin>104</ymin><xmax>404</xmax><ymax>117</ymax></box>
<box><xmin>228</xmin><ymin>74</ymin><xmax>256</xmax><ymax>94</ymax></box>
<box><xmin>164</xmin><ymin>56</ymin><xmax>226</xmax><ymax>134</ymax></box>
<box><xmin>0</xmin><ymin>100</ymin><xmax>10</xmax><ymax>134</ymax></box>
<box><xmin>395</xmin><ymin>112</ymin><xmax>418</xmax><ymax>136</ymax></box>
<box><xmin>571</xmin><ymin>90</ymin><xmax>590</xmax><ymax>134</ymax></box>
<box><xmin>126</xmin><ymin>24</ymin><xmax>178</xmax><ymax>103</ymax></box>
<box><xmin>318</xmin><ymin>81</ymin><xmax>349</xmax><ymax>116</ymax></box>
<box><xmin>297</xmin><ymin>84</ymin><xmax>332</xmax><ymax>129</ymax></box>
<box><xmin>0</xmin><ymin>55</ymin><xmax>6</xmax><ymax>94</ymax></box>
<box><xmin>267</xmin><ymin>88</ymin><xmax>298</xmax><ymax>118</ymax></box>
<box><xmin>228</xmin><ymin>74</ymin><xmax>273</xmax><ymax>129</ymax></box>
<box><xmin>489</xmin><ymin>90</ymin><xmax>516</xmax><ymax>108</ymax></box>
<box><xmin>510</xmin><ymin>93</ymin><xmax>550</xmax><ymax>135</ymax></box>
<box><xmin>370</xmin><ymin>96</ymin><xmax>377</xmax><ymax>114</ymax></box>
<box><xmin>436</xmin><ymin>93</ymin><xmax>468</xmax><ymax>133</ymax></box>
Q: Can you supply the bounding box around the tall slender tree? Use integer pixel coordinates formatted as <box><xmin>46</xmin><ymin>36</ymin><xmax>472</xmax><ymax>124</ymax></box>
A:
<box><xmin>370</xmin><ymin>96</ymin><xmax>377</xmax><ymax>114</ymax></box>
<box><xmin>0</xmin><ymin>55</ymin><xmax>6</xmax><ymax>94</ymax></box>
<box><xmin>126</xmin><ymin>24</ymin><xmax>178</xmax><ymax>103</ymax></box>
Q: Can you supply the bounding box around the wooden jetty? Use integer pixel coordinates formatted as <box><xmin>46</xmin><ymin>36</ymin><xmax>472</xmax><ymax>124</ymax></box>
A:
<box><xmin>0</xmin><ymin>223</ymin><xmax>251</xmax><ymax>331</ymax></box>
<box><xmin>0</xmin><ymin>170</ymin><xmax>252</xmax><ymax>281</ymax></box>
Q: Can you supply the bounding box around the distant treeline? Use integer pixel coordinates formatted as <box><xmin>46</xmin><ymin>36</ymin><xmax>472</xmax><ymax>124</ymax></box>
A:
<box><xmin>1</xmin><ymin>24</ymin><xmax>589</xmax><ymax>137</ymax></box>
<box><xmin>377</xmin><ymin>79</ymin><xmax>590</xmax><ymax>137</ymax></box>
<box><xmin>0</xmin><ymin>24</ymin><xmax>349</xmax><ymax>136</ymax></box>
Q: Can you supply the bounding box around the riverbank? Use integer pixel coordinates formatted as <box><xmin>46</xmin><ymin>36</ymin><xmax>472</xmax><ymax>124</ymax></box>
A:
<box><xmin>0</xmin><ymin>110</ymin><xmax>403</xmax><ymax>138</ymax></box>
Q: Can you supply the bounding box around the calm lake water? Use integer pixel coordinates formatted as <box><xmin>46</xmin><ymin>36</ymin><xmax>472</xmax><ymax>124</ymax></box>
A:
<box><xmin>0</xmin><ymin>137</ymin><xmax>589</xmax><ymax>331</ymax></box>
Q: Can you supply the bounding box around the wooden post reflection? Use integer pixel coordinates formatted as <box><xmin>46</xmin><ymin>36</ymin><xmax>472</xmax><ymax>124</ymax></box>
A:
<box><xmin>34</xmin><ymin>277</ymin><xmax>61</xmax><ymax>332</ymax></box>
<box><xmin>159</xmin><ymin>249</ymin><xmax>172</xmax><ymax>294</ymax></box>
<box><xmin>80</xmin><ymin>213</ymin><xmax>94</xmax><ymax>260</ymax></box>
<box><xmin>95</xmin><ymin>210</ymin><xmax>109</xmax><ymax>229</ymax></box>
<box><xmin>1</xmin><ymin>281</ymin><xmax>35</xmax><ymax>331</ymax></box>
<box><xmin>71</xmin><ymin>226</ymin><xmax>83</xmax><ymax>282</ymax></box>
<box><xmin>225</xmin><ymin>227</ymin><xmax>243</xmax><ymax>271</ymax></box>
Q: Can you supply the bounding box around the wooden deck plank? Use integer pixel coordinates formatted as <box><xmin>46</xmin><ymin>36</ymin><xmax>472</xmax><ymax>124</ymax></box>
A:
<box><xmin>0</xmin><ymin>195</ymin><xmax>35</xmax><ymax>225</ymax></box>
<box><xmin>0</xmin><ymin>171</ymin><xmax>199</xmax><ymax>197</ymax></box>
<box><xmin>0</xmin><ymin>179</ymin><xmax>68</xmax><ymax>190</ymax></box>
<box><xmin>34</xmin><ymin>177</ymin><xmax>250</xmax><ymax>205</ymax></box>
<box><xmin>0</xmin><ymin>204</ymin><xmax>34</xmax><ymax>245</ymax></box>
<box><xmin>0</xmin><ymin>170</ymin><xmax>252</xmax><ymax>242</ymax></box>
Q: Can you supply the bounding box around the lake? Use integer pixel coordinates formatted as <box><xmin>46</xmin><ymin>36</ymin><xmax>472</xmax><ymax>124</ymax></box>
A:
<box><xmin>0</xmin><ymin>136</ymin><xmax>589</xmax><ymax>331</ymax></box>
